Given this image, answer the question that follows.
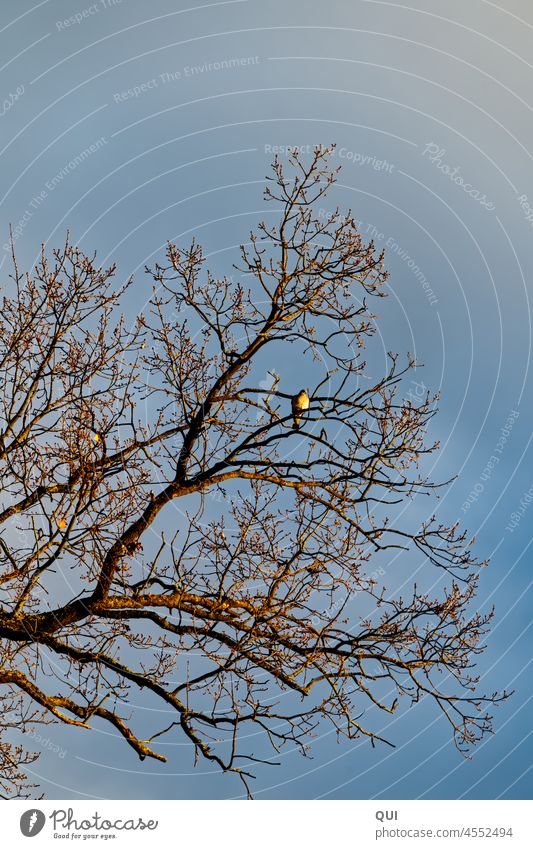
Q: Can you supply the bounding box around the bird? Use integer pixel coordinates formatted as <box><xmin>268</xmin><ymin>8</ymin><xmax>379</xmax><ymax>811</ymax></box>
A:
<box><xmin>89</xmin><ymin>429</ymin><xmax>107</xmax><ymax>456</ymax></box>
<box><xmin>291</xmin><ymin>389</ymin><xmax>310</xmax><ymax>429</ymax></box>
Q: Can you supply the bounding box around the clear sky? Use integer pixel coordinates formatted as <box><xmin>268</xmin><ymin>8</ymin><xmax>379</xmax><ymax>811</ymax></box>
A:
<box><xmin>0</xmin><ymin>0</ymin><xmax>531</xmax><ymax>800</ymax></box>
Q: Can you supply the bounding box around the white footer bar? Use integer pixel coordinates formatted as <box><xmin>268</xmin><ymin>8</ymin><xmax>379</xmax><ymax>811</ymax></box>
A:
<box><xmin>5</xmin><ymin>799</ymin><xmax>531</xmax><ymax>848</ymax></box>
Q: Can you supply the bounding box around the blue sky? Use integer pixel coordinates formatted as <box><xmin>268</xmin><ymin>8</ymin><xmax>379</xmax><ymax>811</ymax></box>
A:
<box><xmin>0</xmin><ymin>0</ymin><xmax>531</xmax><ymax>799</ymax></box>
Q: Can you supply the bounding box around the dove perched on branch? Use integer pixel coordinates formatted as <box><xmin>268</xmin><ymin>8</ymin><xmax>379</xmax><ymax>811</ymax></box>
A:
<box><xmin>291</xmin><ymin>389</ymin><xmax>310</xmax><ymax>429</ymax></box>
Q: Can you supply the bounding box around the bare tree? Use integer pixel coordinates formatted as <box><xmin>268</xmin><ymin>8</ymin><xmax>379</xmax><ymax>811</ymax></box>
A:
<box><xmin>0</xmin><ymin>146</ymin><xmax>506</xmax><ymax>798</ymax></box>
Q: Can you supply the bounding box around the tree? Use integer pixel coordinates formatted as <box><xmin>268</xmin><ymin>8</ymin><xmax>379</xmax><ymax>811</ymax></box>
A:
<box><xmin>0</xmin><ymin>146</ymin><xmax>505</xmax><ymax>798</ymax></box>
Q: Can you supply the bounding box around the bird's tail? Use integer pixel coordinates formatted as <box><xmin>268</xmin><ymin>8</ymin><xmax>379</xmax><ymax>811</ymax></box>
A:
<box><xmin>293</xmin><ymin>417</ymin><xmax>300</xmax><ymax>429</ymax></box>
